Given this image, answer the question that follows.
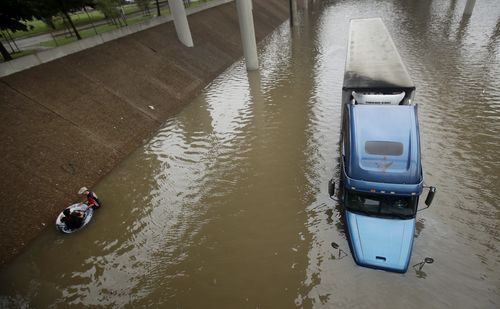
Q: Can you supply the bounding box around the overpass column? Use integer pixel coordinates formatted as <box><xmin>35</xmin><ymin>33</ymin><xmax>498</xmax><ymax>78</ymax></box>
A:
<box><xmin>236</xmin><ymin>0</ymin><xmax>259</xmax><ymax>71</ymax></box>
<box><xmin>168</xmin><ymin>0</ymin><xmax>194</xmax><ymax>47</ymax></box>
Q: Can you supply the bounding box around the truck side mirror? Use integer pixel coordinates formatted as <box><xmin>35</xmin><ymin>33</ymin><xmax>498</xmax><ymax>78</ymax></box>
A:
<box><xmin>328</xmin><ymin>179</ymin><xmax>335</xmax><ymax>197</ymax></box>
<box><xmin>425</xmin><ymin>186</ymin><xmax>436</xmax><ymax>206</ymax></box>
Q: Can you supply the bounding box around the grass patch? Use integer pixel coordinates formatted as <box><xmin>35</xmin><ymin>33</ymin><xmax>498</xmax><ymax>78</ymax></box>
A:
<box><xmin>122</xmin><ymin>3</ymin><xmax>144</xmax><ymax>15</ymax></box>
<box><xmin>12</xmin><ymin>1</ymin><xmax>213</xmax><ymax>53</ymax></box>
<box><xmin>39</xmin><ymin>23</ymin><xmax>116</xmax><ymax>47</ymax></box>
<box><xmin>10</xmin><ymin>10</ymin><xmax>106</xmax><ymax>39</ymax></box>
<box><xmin>38</xmin><ymin>14</ymin><xmax>157</xmax><ymax>48</ymax></box>
<box><xmin>10</xmin><ymin>1</ymin><xmax>210</xmax><ymax>40</ymax></box>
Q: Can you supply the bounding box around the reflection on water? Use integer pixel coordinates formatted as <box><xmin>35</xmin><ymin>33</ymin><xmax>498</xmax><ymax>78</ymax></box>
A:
<box><xmin>1</xmin><ymin>0</ymin><xmax>499</xmax><ymax>308</ymax></box>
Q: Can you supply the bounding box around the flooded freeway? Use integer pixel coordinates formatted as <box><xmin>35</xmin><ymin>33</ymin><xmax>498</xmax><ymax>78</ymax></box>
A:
<box><xmin>1</xmin><ymin>0</ymin><xmax>499</xmax><ymax>307</ymax></box>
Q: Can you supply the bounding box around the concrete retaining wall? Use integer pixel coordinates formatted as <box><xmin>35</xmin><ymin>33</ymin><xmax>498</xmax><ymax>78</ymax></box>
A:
<box><xmin>0</xmin><ymin>0</ymin><xmax>289</xmax><ymax>266</ymax></box>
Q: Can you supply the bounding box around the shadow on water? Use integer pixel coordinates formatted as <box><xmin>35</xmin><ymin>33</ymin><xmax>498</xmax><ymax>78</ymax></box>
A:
<box><xmin>486</xmin><ymin>17</ymin><xmax>500</xmax><ymax>58</ymax></box>
<box><xmin>332</xmin><ymin>145</ymin><xmax>346</xmax><ymax>237</ymax></box>
<box><xmin>456</xmin><ymin>13</ymin><xmax>471</xmax><ymax>42</ymax></box>
<box><xmin>414</xmin><ymin>218</ymin><xmax>426</xmax><ymax>238</ymax></box>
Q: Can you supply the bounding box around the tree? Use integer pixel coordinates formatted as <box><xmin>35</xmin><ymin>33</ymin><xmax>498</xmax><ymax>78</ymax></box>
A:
<box><xmin>0</xmin><ymin>0</ymin><xmax>37</xmax><ymax>61</ymax></box>
<box><xmin>0</xmin><ymin>0</ymin><xmax>93</xmax><ymax>61</ymax></box>
<box><xmin>155</xmin><ymin>0</ymin><xmax>160</xmax><ymax>17</ymax></box>
<box><xmin>95</xmin><ymin>0</ymin><xmax>123</xmax><ymax>26</ymax></box>
<box><xmin>31</xmin><ymin>0</ymin><xmax>94</xmax><ymax>40</ymax></box>
<box><xmin>136</xmin><ymin>0</ymin><xmax>151</xmax><ymax>16</ymax></box>
<box><xmin>53</xmin><ymin>0</ymin><xmax>91</xmax><ymax>40</ymax></box>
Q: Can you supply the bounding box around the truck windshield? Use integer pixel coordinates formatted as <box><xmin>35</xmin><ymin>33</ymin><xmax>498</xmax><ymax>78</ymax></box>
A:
<box><xmin>345</xmin><ymin>190</ymin><xmax>417</xmax><ymax>218</ymax></box>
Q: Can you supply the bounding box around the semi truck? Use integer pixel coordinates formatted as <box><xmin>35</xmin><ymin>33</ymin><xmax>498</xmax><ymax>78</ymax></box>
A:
<box><xmin>328</xmin><ymin>18</ymin><xmax>436</xmax><ymax>273</ymax></box>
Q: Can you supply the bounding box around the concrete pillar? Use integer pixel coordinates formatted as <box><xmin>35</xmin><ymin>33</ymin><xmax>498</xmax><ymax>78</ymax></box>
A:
<box><xmin>463</xmin><ymin>0</ymin><xmax>476</xmax><ymax>15</ymax></box>
<box><xmin>168</xmin><ymin>0</ymin><xmax>193</xmax><ymax>47</ymax></box>
<box><xmin>236</xmin><ymin>0</ymin><xmax>259</xmax><ymax>71</ymax></box>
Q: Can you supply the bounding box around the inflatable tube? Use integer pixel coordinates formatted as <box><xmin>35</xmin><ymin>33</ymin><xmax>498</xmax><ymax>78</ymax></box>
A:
<box><xmin>55</xmin><ymin>203</ymin><xmax>94</xmax><ymax>234</ymax></box>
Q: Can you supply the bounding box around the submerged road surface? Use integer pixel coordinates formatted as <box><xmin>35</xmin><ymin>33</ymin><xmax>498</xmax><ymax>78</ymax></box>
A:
<box><xmin>1</xmin><ymin>0</ymin><xmax>499</xmax><ymax>307</ymax></box>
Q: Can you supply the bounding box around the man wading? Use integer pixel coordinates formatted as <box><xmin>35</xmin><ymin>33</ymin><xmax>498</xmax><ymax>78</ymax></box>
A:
<box><xmin>78</xmin><ymin>187</ymin><xmax>102</xmax><ymax>209</ymax></box>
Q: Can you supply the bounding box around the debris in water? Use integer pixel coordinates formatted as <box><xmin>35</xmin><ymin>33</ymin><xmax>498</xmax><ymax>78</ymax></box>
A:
<box><xmin>413</xmin><ymin>256</ymin><xmax>435</xmax><ymax>271</ymax></box>
<box><xmin>331</xmin><ymin>242</ymin><xmax>348</xmax><ymax>259</ymax></box>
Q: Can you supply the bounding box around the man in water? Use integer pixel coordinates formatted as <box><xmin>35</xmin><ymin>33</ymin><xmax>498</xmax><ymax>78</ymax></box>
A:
<box><xmin>61</xmin><ymin>208</ymin><xmax>85</xmax><ymax>230</ymax></box>
<box><xmin>78</xmin><ymin>187</ymin><xmax>102</xmax><ymax>209</ymax></box>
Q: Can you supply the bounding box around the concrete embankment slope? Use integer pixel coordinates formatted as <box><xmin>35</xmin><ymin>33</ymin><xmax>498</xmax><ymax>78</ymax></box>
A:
<box><xmin>0</xmin><ymin>0</ymin><xmax>289</xmax><ymax>266</ymax></box>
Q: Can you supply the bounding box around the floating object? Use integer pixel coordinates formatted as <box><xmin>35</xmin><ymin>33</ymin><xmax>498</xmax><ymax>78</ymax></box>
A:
<box><xmin>55</xmin><ymin>203</ymin><xmax>93</xmax><ymax>234</ymax></box>
<box><xmin>412</xmin><ymin>257</ymin><xmax>435</xmax><ymax>271</ymax></box>
<box><xmin>331</xmin><ymin>242</ymin><xmax>348</xmax><ymax>260</ymax></box>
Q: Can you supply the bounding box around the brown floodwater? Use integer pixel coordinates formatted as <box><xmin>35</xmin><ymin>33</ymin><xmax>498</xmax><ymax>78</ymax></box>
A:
<box><xmin>1</xmin><ymin>0</ymin><xmax>499</xmax><ymax>307</ymax></box>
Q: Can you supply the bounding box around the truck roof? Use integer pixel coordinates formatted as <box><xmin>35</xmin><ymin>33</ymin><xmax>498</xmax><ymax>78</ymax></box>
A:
<box><xmin>346</xmin><ymin>104</ymin><xmax>422</xmax><ymax>187</ymax></box>
<box><xmin>343</xmin><ymin>18</ymin><xmax>415</xmax><ymax>91</ymax></box>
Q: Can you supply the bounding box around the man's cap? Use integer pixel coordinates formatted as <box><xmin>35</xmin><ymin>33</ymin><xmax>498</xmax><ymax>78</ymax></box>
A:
<box><xmin>78</xmin><ymin>187</ymin><xmax>88</xmax><ymax>195</ymax></box>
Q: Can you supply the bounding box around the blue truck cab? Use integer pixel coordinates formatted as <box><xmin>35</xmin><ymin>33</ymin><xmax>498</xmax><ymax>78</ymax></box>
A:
<box><xmin>329</xmin><ymin>18</ymin><xmax>436</xmax><ymax>273</ymax></box>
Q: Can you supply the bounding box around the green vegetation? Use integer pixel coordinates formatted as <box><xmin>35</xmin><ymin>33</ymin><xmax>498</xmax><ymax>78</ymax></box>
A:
<box><xmin>38</xmin><ymin>13</ymin><xmax>154</xmax><ymax>47</ymax></box>
<box><xmin>39</xmin><ymin>25</ymin><xmax>110</xmax><ymax>47</ymax></box>
<box><xmin>8</xmin><ymin>2</ymin><xmax>165</xmax><ymax>39</ymax></box>
<box><xmin>1</xmin><ymin>0</ymin><xmax>213</xmax><ymax>61</ymax></box>
<box><xmin>6</xmin><ymin>1</ymin><xmax>211</xmax><ymax>38</ymax></box>
<box><xmin>9</xmin><ymin>10</ymin><xmax>106</xmax><ymax>39</ymax></box>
